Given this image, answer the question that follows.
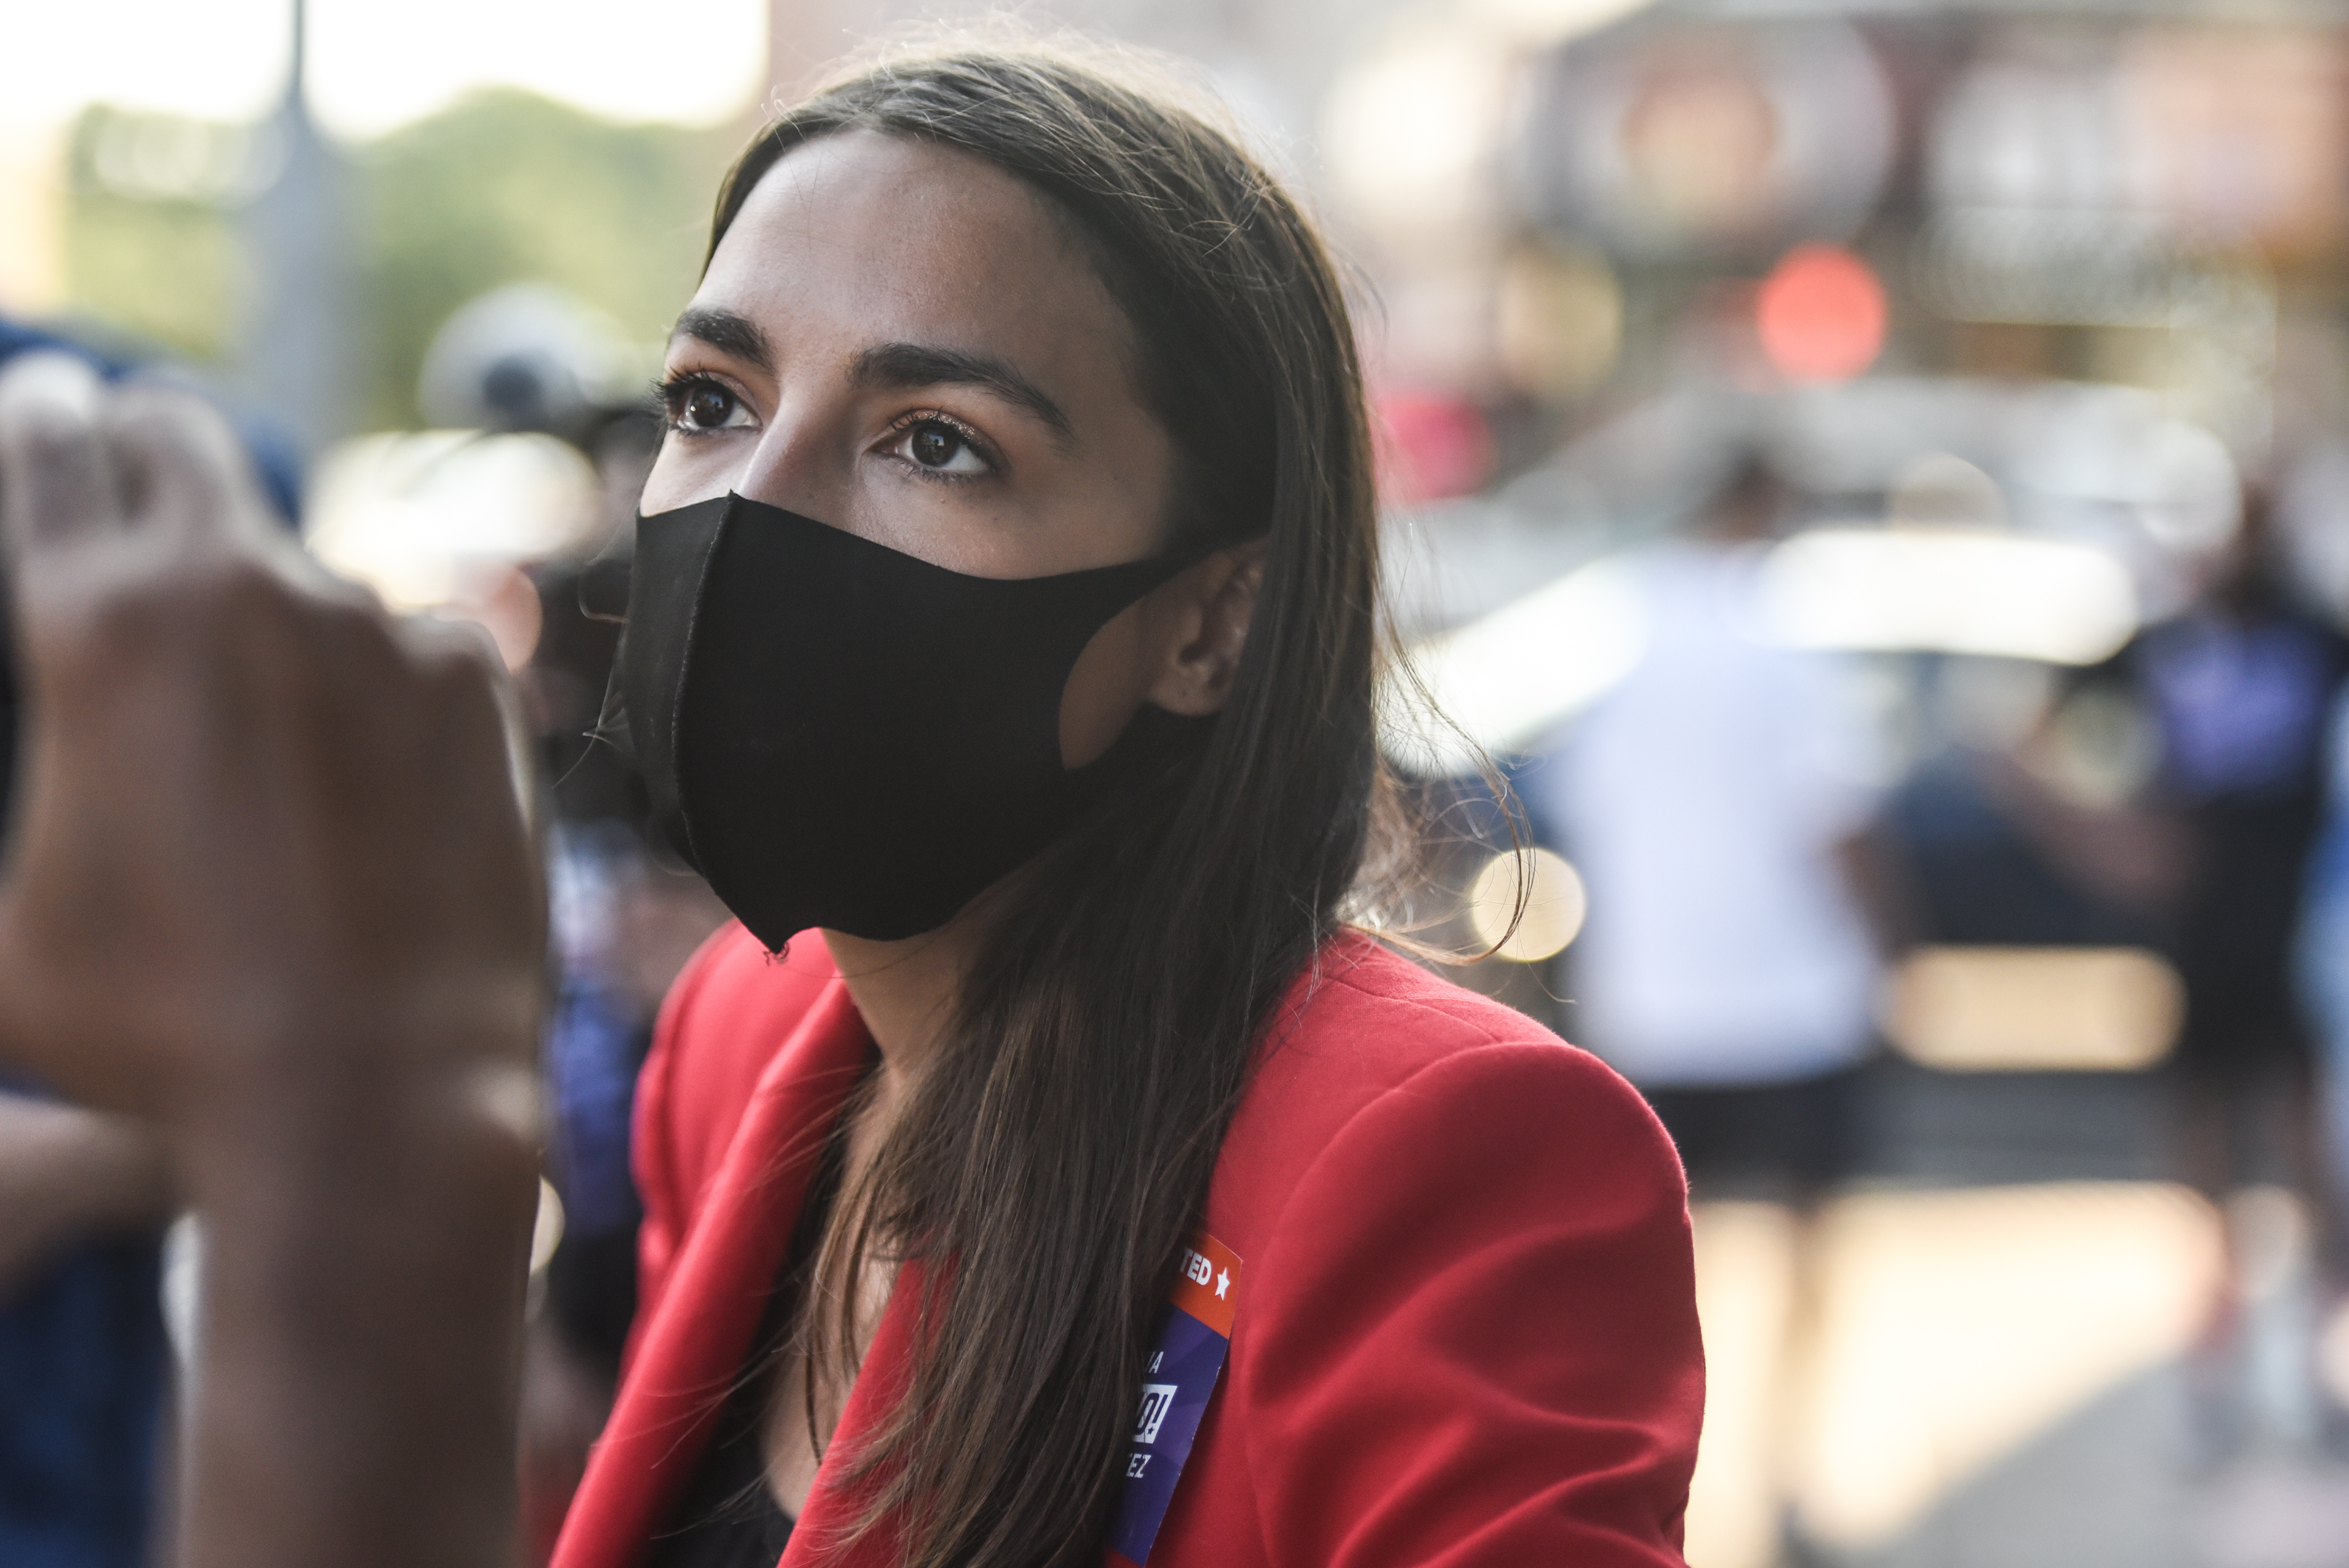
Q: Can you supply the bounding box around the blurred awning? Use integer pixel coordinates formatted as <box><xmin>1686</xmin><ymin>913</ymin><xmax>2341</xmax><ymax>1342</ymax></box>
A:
<box><xmin>1762</xmin><ymin>526</ymin><xmax>2138</xmax><ymax>665</ymax></box>
<box><xmin>1389</xmin><ymin>521</ymin><xmax>2141</xmax><ymax>773</ymax></box>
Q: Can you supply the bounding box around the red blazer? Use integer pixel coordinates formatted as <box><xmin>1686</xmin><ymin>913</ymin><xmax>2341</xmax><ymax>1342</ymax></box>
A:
<box><xmin>552</xmin><ymin>925</ymin><xmax>1702</xmax><ymax>1568</ymax></box>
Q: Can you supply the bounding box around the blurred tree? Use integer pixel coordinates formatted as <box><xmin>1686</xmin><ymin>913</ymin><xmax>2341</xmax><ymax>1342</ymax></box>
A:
<box><xmin>60</xmin><ymin>91</ymin><xmax>731</xmax><ymax>432</ymax></box>
<box><xmin>355</xmin><ymin>90</ymin><xmax>728</xmax><ymax>431</ymax></box>
<box><xmin>61</xmin><ymin>110</ymin><xmax>247</xmax><ymax>363</ymax></box>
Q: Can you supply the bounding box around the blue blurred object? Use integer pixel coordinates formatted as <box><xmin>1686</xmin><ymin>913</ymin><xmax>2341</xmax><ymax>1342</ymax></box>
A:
<box><xmin>2298</xmin><ymin>686</ymin><xmax>2349</xmax><ymax>1236</ymax></box>
<box><xmin>537</xmin><ymin>825</ymin><xmax>656</xmax><ymax>1374</ymax></box>
<box><xmin>2128</xmin><ymin>600</ymin><xmax>2348</xmax><ymax>1075</ymax></box>
<box><xmin>0</xmin><ymin>1220</ymin><xmax>167</xmax><ymax>1568</ymax></box>
<box><xmin>0</xmin><ymin>318</ymin><xmax>305</xmax><ymax>525</ymax></box>
<box><xmin>546</xmin><ymin>977</ymin><xmax>649</xmax><ymax>1241</ymax></box>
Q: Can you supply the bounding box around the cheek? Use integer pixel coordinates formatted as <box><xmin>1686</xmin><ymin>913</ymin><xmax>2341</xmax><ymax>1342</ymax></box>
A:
<box><xmin>637</xmin><ymin>435</ymin><xmax>737</xmax><ymax>514</ymax></box>
<box><xmin>1057</xmin><ymin>603</ymin><xmax>1151</xmax><ymax>769</ymax></box>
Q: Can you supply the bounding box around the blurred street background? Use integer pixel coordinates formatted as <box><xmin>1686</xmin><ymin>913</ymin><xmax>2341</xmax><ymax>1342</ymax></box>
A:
<box><xmin>9</xmin><ymin>1</ymin><xmax>2349</xmax><ymax>1564</ymax></box>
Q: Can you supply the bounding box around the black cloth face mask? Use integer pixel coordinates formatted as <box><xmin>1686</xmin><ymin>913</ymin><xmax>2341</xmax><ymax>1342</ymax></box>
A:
<box><xmin>620</xmin><ymin>493</ymin><xmax>1202</xmax><ymax>948</ymax></box>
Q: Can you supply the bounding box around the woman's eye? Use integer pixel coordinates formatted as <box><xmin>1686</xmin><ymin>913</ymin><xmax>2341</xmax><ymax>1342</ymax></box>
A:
<box><xmin>664</xmin><ymin>377</ymin><xmax>753</xmax><ymax>434</ymax></box>
<box><xmin>890</xmin><ymin>418</ymin><xmax>991</xmax><ymax>476</ymax></box>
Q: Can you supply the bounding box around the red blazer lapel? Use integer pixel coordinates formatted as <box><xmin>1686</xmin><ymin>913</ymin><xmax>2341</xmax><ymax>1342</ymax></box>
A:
<box><xmin>777</xmin><ymin>1259</ymin><xmax>929</xmax><ymax>1567</ymax></box>
<box><xmin>553</xmin><ymin>976</ymin><xmax>870</xmax><ymax>1568</ymax></box>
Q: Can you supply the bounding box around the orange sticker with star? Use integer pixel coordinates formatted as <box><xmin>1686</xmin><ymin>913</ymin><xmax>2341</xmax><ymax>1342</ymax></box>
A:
<box><xmin>1166</xmin><ymin>1233</ymin><xmax>1241</xmax><ymax>1340</ymax></box>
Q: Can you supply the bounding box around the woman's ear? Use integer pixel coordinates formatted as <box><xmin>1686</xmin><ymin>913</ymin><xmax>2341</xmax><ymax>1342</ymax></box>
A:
<box><xmin>1147</xmin><ymin>539</ymin><xmax>1266</xmax><ymax>717</ymax></box>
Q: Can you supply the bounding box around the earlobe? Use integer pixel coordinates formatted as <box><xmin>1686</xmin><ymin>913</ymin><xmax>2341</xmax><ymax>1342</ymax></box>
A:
<box><xmin>1148</xmin><ymin>540</ymin><xmax>1266</xmax><ymax>717</ymax></box>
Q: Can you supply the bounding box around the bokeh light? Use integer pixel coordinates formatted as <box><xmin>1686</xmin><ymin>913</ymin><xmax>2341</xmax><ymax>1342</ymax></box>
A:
<box><xmin>1465</xmin><ymin>847</ymin><xmax>1589</xmax><ymax>963</ymax></box>
<box><xmin>1754</xmin><ymin>242</ymin><xmax>1887</xmax><ymax>382</ymax></box>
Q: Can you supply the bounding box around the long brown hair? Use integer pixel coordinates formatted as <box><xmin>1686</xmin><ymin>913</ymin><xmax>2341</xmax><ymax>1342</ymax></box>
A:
<box><xmin>707</xmin><ymin>43</ymin><xmax>1399</xmax><ymax>1568</ymax></box>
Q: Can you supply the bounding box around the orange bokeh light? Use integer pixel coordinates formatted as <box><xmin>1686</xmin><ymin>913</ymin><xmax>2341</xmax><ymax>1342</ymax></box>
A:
<box><xmin>1755</xmin><ymin>243</ymin><xmax>1887</xmax><ymax>382</ymax></box>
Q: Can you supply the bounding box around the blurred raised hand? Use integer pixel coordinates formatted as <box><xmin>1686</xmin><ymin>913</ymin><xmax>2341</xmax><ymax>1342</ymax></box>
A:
<box><xmin>0</xmin><ymin>352</ymin><xmax>545</xmax><ymax>1568</ymax></box>
<box><xmin>0</xmin><ymin>352</ymin><xmax>543</xmax><ymax>1126</ymax></box>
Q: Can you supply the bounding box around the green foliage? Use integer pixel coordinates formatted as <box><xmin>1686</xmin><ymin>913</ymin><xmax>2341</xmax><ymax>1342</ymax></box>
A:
<box><xmin>60</xmin><ymin>92</ymin><xmax>736</xmax><ymax>432</ymax></box>
<box><xmin>60</xmin><ymin>109</ymin><xmax>247</xmax><ymax>362</ymax></box>
<box><xmin>60</xmin><ymin>188</ymin><xmax>245</xmax><ymax>363</ymax></box>
<box><xmin>355</xmin><ymin>90</ymin><xmax>732</xmax><ymax>429</ymax></box>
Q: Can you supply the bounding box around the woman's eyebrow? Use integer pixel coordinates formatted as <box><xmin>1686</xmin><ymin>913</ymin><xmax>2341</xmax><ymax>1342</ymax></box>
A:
<box><xmin>669</xmin><ymin>307</ymin><xmax>774</xmax><ymax>373</ymax></box>
<box><xmin>849</xmin><ymin>342</ymin><xmax>1074</xmax><ymax>441</ymax></box>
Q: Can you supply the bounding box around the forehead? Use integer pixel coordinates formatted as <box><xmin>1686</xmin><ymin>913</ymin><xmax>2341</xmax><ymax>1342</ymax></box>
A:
<box><xmin>699</xmin><ymin>130</ymin><xmax>1133</xmax><ymax>382</ymax></box>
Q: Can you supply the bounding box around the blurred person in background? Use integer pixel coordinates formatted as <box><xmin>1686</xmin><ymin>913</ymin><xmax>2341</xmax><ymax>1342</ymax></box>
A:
<box><xmin>2301</xmin><ymin>673</ymin><xmax>2349</xmax><ymax>1417</ymax></box>
<box><xmin>0</xmin><ymin>1088</ymin><xmax>171</xmax><ymax>1568</ymax></box>
<box><xmin>1533</xmin><ymin>449</ymin><xmax>1899</xmax><ymax>1547</ymax></box>
<box><xmin>2076</xmin><ymin>491</ymin><xmax>2349</xmax><ymax>1448</ymax></box>
<box><xmin>0</xmin><ymin>41</ymin><xmax>1707</xmax><ymax>1568</ymax></box>
<box><xmin>1536</xmin><ymin>451</ymin><xmax>1896</xmax><ymax>1193</ymax></box>
<box><xmin>0</xmin><ymin>313</ymin><xmax>301</xmax><ymax>1568</ymax></box>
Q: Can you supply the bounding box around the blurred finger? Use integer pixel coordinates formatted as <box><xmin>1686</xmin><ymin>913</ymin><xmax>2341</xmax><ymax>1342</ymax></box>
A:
<box><xmin>0</xmin><ymin>354</ymin><xmax>119</xmax><ymax>557</ymax></box>
<box><xmin>104</xmin><ymin>382</ymin><xmax>267</xmax><ymax>548</ymax></box>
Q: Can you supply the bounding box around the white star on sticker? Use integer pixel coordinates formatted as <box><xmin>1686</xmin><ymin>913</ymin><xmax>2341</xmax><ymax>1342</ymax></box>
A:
<box><xmin>1215</xmin><ymin>1268</ymin><xmax>1231</xmax><ymax>1299</ymax></box>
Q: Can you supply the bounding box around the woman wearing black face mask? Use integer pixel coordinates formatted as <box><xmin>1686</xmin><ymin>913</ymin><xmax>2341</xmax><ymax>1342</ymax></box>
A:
<box><xmin>553</xmin><ymin>45</ymin><xmax>1702</xmax><ymax>1568</ymax></box>
<box><xmin>0</xmin><ymin>39</ymin><xmax>1702</xmax><ymax>1568</ymax></box>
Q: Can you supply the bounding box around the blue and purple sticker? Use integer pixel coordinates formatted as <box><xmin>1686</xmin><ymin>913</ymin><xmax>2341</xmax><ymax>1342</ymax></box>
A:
<box><xmin>1108</xmin><ymin>1233</ymin><xmax>1242</xmax><ymax>1567</ymax></box>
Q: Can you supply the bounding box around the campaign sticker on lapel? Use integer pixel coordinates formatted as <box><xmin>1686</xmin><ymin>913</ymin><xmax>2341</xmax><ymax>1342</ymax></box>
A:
<box><xmin>1107</xmin><ymin>1232</ymin><xmax>1242</xmax><ymax>1567</ymax></box>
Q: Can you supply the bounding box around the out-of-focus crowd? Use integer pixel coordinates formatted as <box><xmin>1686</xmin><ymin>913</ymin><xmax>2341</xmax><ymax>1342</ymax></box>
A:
<box><xmin>1492</xmin><ymin>447</ymin><xmax>2349</xmax><ymax>1564</ymax></box>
